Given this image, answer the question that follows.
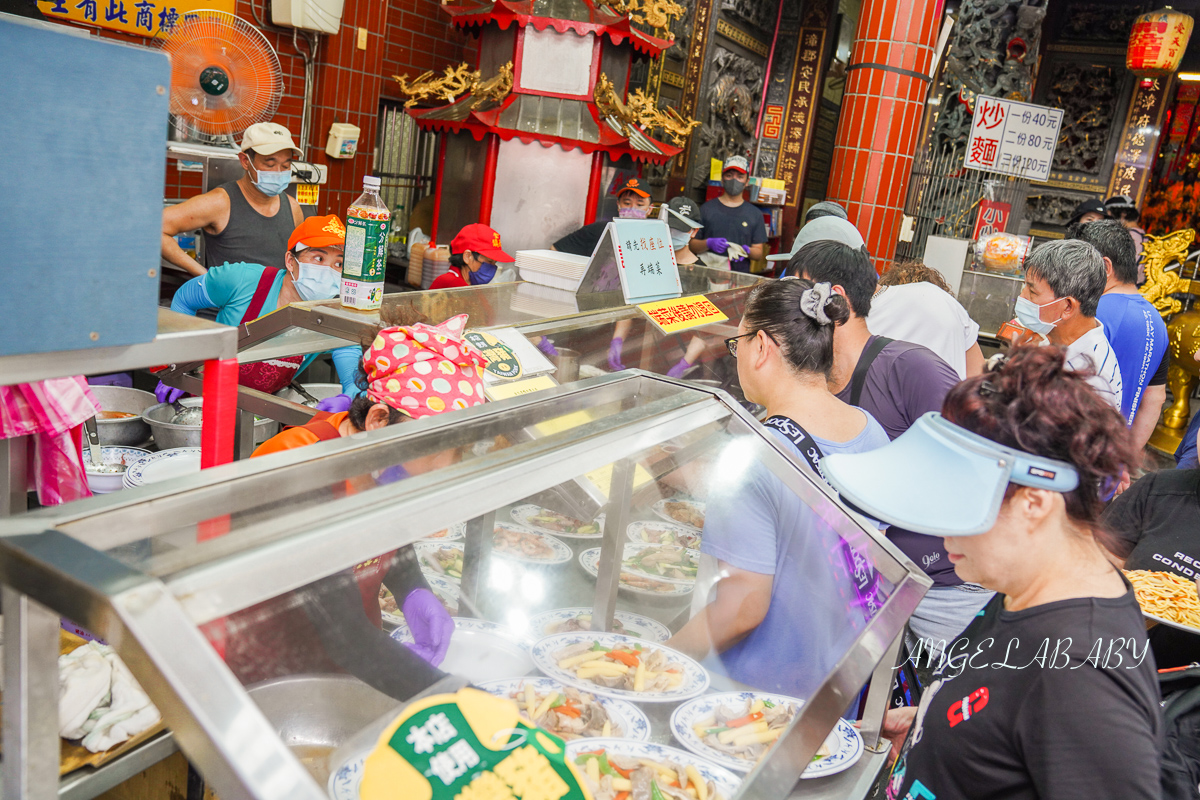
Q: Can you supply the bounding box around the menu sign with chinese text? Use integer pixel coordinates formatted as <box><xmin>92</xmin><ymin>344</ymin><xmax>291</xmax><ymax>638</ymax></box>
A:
<box><xmin>964</xmin><ymin>97</ymin><xmax>1064</xmax><ymax>182</ymax></box>
<box><xmin>39</xmin><ymin>0</ymin><xmax>233</xmax><ymax>38</ymax></box>
<box><xmin>638</xmin><ymin>295</ymin><xmax>729</xmax><ymax>334</ymax></box>
<box><xmin>605</xmin><ymin>219</ymin><xmax>683</xmax><ymax>304</ymax></box>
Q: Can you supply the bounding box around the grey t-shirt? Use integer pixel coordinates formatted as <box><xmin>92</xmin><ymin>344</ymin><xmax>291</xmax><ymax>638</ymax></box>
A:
<box><xmin>835</xmin><ymin>336</ymin><xmax>963</xmax><ymax>585</ymax></box>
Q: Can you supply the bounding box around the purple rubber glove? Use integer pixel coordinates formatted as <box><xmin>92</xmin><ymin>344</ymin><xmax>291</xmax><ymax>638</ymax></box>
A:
<box><xmin>535</xmin><ymin>337</ymin><xmax>558</xmax><ymax>357</ymax></box>
<box><xmin>402</xmin><ymin>588</ymin><xmax>454</xmax><ymax>667</ymax></box>
<box><xmin>316</xmin><ymin>393</ymin><xmax>353</xmax><ymax>413</ymax></box>
<box><xmin>87</xmin><ymin>373</ymin><xmax>133</xmax><ymax>388</ymax></box>
<box><xmin>608</xmin><ymin>337</ymin><xmax>626</xmax><ymax>371</ymax></box>
<box><xmin>706</xmin><ymin>237</ymin><xmax>730</xmax><ymax>255</ymax></box>
<box><xmin>666</xmin><ymin>357</ymin><xmax>693</xmax><ymax>378</ymax></box>
<box><xmin>154</xmin><ymin>381</ymin><xmax>185</xmax><ymax>404</ymax></box>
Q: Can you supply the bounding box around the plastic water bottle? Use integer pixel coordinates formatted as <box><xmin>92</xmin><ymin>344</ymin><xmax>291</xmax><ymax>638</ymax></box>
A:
<box><xmin>341</xmin><ymin>175</ymin><xmax>390</xmax><ymax>311</ymax></box>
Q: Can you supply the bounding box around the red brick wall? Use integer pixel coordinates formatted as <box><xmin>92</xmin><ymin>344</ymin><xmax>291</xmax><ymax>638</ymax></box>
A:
<box><xmin>41</xmin><ymin>0</ymin><xmax>470</xmax><ymax>213</ymax></box>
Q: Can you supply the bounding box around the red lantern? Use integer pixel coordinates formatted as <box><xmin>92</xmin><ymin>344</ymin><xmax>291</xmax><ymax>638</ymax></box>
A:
<box><xmin>1128</xmin><ymin>7</ymin><xmax>1194</xmax><ymax>77</ymax></box>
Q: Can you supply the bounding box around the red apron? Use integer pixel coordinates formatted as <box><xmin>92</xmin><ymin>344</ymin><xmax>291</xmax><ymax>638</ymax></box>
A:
<box><xmin>237</xmin><ymin>267</ymin><xmax>305</xmax><ymax>394</ymax></box>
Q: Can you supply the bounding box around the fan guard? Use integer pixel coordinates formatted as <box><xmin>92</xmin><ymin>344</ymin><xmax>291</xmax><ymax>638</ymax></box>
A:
<box><xmin>159</xmin><ymin>10</ymin><xmax>283</xmax><ymax>137</ymax></box>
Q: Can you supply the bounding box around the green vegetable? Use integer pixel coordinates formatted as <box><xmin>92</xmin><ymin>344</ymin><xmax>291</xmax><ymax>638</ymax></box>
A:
<box><xmin>590</xmin><ymin>642</ymin><xmax>611</xmax><ymax>652</ymax></box>
<box><xmin>549</xmin><ymin>693</ymin><xmax>566</xmax><ymax>709</ymax></box>
<box><xmin>650</xmin><ymin>777</ymin><xmax>667</xmax><ymax>800</ymax></box>
<box><xmin>763</xmin><ymin>699</ymin><xmax>775</xmax><ymax>708</ymax></box>
<box><xmin>574</xmin><ymin>753</ymin><xmax>620</xmax><ymax>778</ymax></box>
<box><xmin>704</xmin><ymin>726</ymin><xmax>731</xmax><ymax>735</ymax></box>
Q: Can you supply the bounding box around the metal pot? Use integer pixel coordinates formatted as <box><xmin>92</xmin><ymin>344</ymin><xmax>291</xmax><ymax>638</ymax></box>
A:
<box><xmin>90</xmin><ymin>386</ymin><xmax>155</xmax><ymax>447</ymax></box>
<box><xmin>274</xmin><ymin>383</ymin><xmax>343</xmax><ymax>407</ymax></box>
<box><xmin>553</xmin><ymin>348</ymin><xmax>580</xmax><ymax>384</ymax></box>
<box><xmin>246</xmin><ymin>674</ymin><xmax>401</xmax><ymax>786</ymax></box>
<box><xmin>142</xmin><ymin>398</ymin><xmax>276</xmax><ymax>450</ymax></box>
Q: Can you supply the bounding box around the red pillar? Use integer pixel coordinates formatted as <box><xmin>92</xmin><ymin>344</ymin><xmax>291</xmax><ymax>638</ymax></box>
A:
<box><xmin>583</xmin><ymin>152</ymin><xmax>604</xmax><ymax>225</ymax></box>
<box><xmin>199</xmin><ymin>357</ymin><xmax>237</xmax><ymax>470</ymax></box>
<box><xmin>828</xmin><ymin>0</ymin><xmax>942</xmax><ymax>271</ymax></box>
<box><xmin>478</xmin><ymin>134</ymin><xmax>501</xmax><ymax>226</ymax></box>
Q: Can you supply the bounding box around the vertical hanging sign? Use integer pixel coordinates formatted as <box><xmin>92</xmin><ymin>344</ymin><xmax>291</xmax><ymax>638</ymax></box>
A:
<box><xmin>1108</xmin><ymin>77</ymin><xmax>1174</xmax><ymax>205</ymax></box>
<box><xmin>670</xmin><ymin>0</ymin><xmax>717</xmax><ymax>185</ymax></box>
<box><xmin>775</xmin><ymin>27</ymin><xmax>826</xmax><ymax>208</ymax></box>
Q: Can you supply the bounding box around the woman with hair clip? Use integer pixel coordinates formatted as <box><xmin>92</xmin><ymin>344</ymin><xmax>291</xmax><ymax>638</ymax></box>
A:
<box><xmin>822</xmin><ymin>346</ymin><xmax>1160</xmax><ymax>800</ymax></box>
<box><xmin>669</xmin><ymin>278</ymin><xmax>889</xmax><ymax>696</ymax></box>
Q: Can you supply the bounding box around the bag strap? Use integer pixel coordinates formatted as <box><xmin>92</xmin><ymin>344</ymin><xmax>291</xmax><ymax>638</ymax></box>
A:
<box><xmin>762</xmin><ymin>415</ymin><xmax>826</xmax><ymax>479</ymax></box>
<box><xmin>300</xmin><ymin>411</ymin><xmax>343</xmax><ymax>442</ymax></box>
<box><xmin>850</xmin><ymin>336</ymin><xmax>893</xmax><ymax>407</ymax></box>
<box><xmin>241</xmin><ymin>267</ymin><xmax>283</xmax><ymax>325</ymax></box>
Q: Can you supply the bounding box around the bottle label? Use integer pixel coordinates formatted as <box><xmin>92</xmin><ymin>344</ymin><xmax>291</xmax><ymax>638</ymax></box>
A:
<box><xmin>343</xmin><ymin>211</ymin><xmax>390</xmax><ymax>281</ymax></box>
<box><xmin>341</xmin><ymin>277</ymin><xmax>386</xmax><ymax>310</ymax></box>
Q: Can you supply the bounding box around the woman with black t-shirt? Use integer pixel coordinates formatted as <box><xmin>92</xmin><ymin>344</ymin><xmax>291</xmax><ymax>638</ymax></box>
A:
<box><xmin>823</xmin><ymin>346</ymin><xmax>1161</xmax><ymax>800</ymax></box>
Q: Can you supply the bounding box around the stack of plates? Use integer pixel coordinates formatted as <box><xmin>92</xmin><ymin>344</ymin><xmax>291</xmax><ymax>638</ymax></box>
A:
<box><xmin>122</xmin><ymin>447</ymin><xmax>202</xmax><ymax>489</ymax></box>
<box><xmin>510</xmin><ymin>282</ymin><xmax>579</xmax><ymax>318</ymax></box>
<box><xmin>515</xmin><ymin>249</ymin><xmax>590</xmax><ymax>292</ymax></box>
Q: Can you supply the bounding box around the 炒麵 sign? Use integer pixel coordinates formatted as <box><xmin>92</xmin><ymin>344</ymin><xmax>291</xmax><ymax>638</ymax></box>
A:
<box><xmin>964</xmin><ymin>96</ymin><xmax>1064</xmax><ymax>183</ymax></box>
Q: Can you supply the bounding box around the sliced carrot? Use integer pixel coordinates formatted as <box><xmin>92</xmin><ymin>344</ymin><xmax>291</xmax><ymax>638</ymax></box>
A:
<box><xmin>557</xmin><ymin>704</ymin><xmax>583</xmax><ymax>718</ymax></box>
<box><xmin>615</xmin><ymin>793</ymin><xmax>630</xmax><ymax>800</ymax></box>
<box><xmin>611</xmin><ymin>762</ymin><xmax>633</xmax><ymax>778</ymax></box>
<box><xmin>726</xmin><ymin>711</ymin><xmax>764</xmax><ymax>728</ymax></box>
<box><xmin>606</xmin><ymin>649</ymin><xmax>640</xmax><ymax>667</ymax></box>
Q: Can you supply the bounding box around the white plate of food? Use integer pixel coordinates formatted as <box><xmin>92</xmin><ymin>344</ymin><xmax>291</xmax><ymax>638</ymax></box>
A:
<box><xmin>627</xmin><ymin>519</ymin><xmax>702</xmax><ymax>549</ymax></box>
<box><xmin>620</xmin><ymin>542</ymin><xmax>699</xmax><ymax>584</ymax></box>
<box><xmin>479</xmin><ymin>677</ymin><xmax>651</xmax><ymax>741</ymax></box>
<box><xmin>420</xmin><ymin>522</ymin><xmax>467</xmax><ymax>542</ymax></box>
<box><xmin>425</xmin><ymin>573</ymin><xmax>460</xmax><ymax>615</ymax></box>
<box><xmin>329</xmin><ymin>756</ymin><xmax>363</xmax><ymax>800</ymax></box>
<box><xmin>652</xmin><ymin>498</ymin><xmax>706</xmax><ymax>531</ymax></box>
<box><xmin>390</xmin><ymin>617</ymin><xmax>532</xmax><ymax>649</ymax></box>
<box><xmin>565</xmin><ymin>738</ymin><xmax>741</xmax><ymax>800</ymax></box>
<box><xmin>390</xmin><ymin>617</ymin><xmax>532</xmax><ymax>683</ymax></box>
<box><xmin>529</xmin><ymin>608</ymin><xmax>672</xmax><ymax>642</ymax></box>
<box><xmin>532</xmin><ymin>632</ymin><xmax>708</xmax><ymax>702</ymax></box>
<box><xmin>122</xmin><ymin>447</ymin><xmax>201</xmax><ymax>488</ymax></box>
<box><xmin>492</xmin><ymin>523</ymin><xmax>573</xmax><ymax>565</ymax></box>
<box><xmin>415</xmin><ymin>542</ymin><xmax>465</xmax><ymax>581</ymax></box>
<box><xmin>669</xmin><ymin>691</ymin><xmax>862</xmax><ymax>777</ymax></box>
<box><xmin>510</xmin><ymin>504</ymin><xmax>606</xmax><ymax>539</ymax></box>
<box><xmin>578</xmin><ymin>548</ymin><xmax>695</xmax><ymax>598</ymax></box>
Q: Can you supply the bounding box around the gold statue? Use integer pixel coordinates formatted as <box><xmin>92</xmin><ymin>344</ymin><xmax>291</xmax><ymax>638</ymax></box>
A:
<box><xmin>394</xmin><ymin>62</ymin><xmax>514</xmax><ymax>110</ymax></box>
<box><xmin>610</xmin><ymin>0</ymin><xmax>685</xmax><ymax>29</ymax></box>
<box><xmin>469</xmin><ymin>62</ymin><xmax>514</xmax><ymax>109</ymax></box>
<box><xmin>1140</xmin><ymin>228</ymin><xmax>1197</xmax><ymax>316</ymax></box>
<box><xmin>594</xmin><ymin>73</ymin><xmax>701</xmax><ymax>147</ymax></box>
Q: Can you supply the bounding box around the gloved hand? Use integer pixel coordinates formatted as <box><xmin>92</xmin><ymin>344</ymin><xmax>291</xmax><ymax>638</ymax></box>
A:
<box><xmin>535</xmin><ymin>337</ymin><xmax>558</xmax><ymax>357</ymax></box>
<box><xmin>608</xmin><ymin>338</ymin><xmax>626</xmax><ymax>371</ymax></box>
<box><xmin>666</xmin><ymin>357</ymin><xmax>693</xmax><ymax>378</ymax></box>
<box><xmin>706</xmin><ymin>237</ymin><xmax>730</xmax><ymax>255</ymax></box>
<box><xmin>401</xmin><ymin>588</ymin><xmax>454</xmax><ymax>666</ymax></box>
<box><xmin>154</xmin><ymin>381</ymin><xmax>185</xmax><ymax>404</ymax></box>
<box><xmin>726</xmin><ymin>242</ymin><xmax>748</xmax><ymax>263</ymax></box>
<box><xmin>316</xmin><ymin>393</ymin><xmax>353</xmax><ymax>413</ymax></box>
<box><xmin>87</xmin><ymin>373</ymin><xmax>133</xmax><ymax>388</ymax></box>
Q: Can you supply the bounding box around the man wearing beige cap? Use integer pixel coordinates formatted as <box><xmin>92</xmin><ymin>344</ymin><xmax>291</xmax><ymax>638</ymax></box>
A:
<box><xmin>161</xmin><ymin>122</ymin><xmax>304</xmax><ymax>276</ymax></box>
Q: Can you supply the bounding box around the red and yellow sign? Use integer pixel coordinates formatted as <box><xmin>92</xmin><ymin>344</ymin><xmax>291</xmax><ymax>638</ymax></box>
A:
<box><xmin>38</xmin><ymin>0</ymin><xmax>233</xmax><ymax>38</ymax></box>
<box><xmin>1127</xmin><ymin>7</ymin><xmax>1194</xmax><ymax>77</ymax></box>
<box><xmin>638</xmin><ymin>295</ymin><xmax>728</xmax><ymax>334</ymax></box>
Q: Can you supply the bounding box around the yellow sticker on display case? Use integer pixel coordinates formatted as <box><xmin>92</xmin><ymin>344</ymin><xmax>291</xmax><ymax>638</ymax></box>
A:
<box><xmin>638</xmin><ymin>295</ymin><xmax>728</xmax><ymax>334</ymax></box>
<box><xmin>359</xmin><ymin>688</ymin><xmax>592</xmax><ymax>800</ymax></box>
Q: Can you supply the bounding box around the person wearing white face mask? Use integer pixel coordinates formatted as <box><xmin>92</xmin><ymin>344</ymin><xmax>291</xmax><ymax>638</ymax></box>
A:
<box><xmin>160</xmin><ymin>215</ymin><xmax>364</xmax><ymax>402</ymax></box>
<box><xmin>1012</xmin><ymin>239</ymin><xmax>1123</xmax><ymax>412</ymax></box>
<box><xmin>161</xmin><ymin>122</ymin><xmax>304</xmax><ymax>277</ymax></box>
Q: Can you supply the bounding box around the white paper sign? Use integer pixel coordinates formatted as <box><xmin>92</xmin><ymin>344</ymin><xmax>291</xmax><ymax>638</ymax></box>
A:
<box><xmin>964</xmin><ymin>96</ymin><xmax>1064</xmax><ymax>182</ymax></box>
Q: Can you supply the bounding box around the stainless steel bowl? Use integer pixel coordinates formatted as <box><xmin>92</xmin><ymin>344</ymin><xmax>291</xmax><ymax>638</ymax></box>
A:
<box><xmin>90</xmin><ymin>386</ymin><xmax>155</xmax><ymax>447</ymax></box>
<box><xmin>246</xmin><ymin>674</ymin><xmax>401</xmax><ymax>785</ymax></box>
<box><xmin>142</xmin><ymin>398</ymin><xmax>277</xmax><ymax>450</ymax></box>
<box><xmin>274</xmin><ymin>383</ymin><xmax>344</xmax><ymax>407</ymax></box>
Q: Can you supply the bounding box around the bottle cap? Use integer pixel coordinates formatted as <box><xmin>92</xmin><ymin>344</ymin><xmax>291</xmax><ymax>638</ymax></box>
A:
<box><xmin>363</xmin><ymin>175</ymin><xmax>381</xmax><ymax>189</ymax></box>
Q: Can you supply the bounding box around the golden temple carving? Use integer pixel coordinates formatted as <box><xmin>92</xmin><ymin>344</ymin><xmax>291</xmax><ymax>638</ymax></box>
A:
<box><xmin>394</xmin><ymin>62</ymin><xmax>514</xmax><ymax>109</ymax></box>
<box><xmin>594</xmin><ymin>73</ymin><xmax>701</xmax><ymax>147</ymax></box>
<box><xmin>1140</xmin><ymin>228</ymin><xmax>1198</xmax><ymax>317</ymax></box>
<box><xmin>609</xmin><ymin>0</ymin><xmax>685</xmax><ymax>30</ymax></box>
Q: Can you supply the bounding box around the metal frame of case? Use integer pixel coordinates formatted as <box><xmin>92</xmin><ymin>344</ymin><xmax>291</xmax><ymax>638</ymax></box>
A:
<box><xmin>0</xmin><ymin>372</ymin><xmax>930</xmax><ymax>800</ymax></box>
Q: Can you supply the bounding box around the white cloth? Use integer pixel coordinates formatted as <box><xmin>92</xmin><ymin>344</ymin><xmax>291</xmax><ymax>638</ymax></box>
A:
<box><xmin>867</xmin><ymin>283</ymin><xmax>980</xmax><ymax>379</ymax></box>
<box><xmin>1063</xmin><ymin>321</ymin><xmax>1124</xmax><ymax>412</ymax></box>
<box><xmin>59</xmin><ymin>641</ymin><xmax>161</xmax><ymax>753</ymax></box>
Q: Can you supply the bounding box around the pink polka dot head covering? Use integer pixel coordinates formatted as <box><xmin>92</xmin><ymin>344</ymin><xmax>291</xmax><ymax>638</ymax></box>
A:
<box><xmin>362</xmin><ymin>314</ymin><xmax>488</xmax><ymax>419</ymax></box>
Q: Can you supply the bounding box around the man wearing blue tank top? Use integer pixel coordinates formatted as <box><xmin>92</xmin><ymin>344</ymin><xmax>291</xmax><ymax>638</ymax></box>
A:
<box><xmin>161</xmin><ymin>122</ymin><xmax>304</xmax><ymax>276</ymax></box>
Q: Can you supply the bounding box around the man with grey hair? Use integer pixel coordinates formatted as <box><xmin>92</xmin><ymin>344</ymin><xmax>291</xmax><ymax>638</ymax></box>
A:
<box><xmin>1017</xmin><ymin>239</ymin><xmax>1123</xmax><ymax>410</ymax></box>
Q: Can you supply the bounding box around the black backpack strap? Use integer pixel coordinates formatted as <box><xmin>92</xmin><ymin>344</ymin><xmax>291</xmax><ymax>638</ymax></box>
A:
<box><xmin>850</xmin><ymin>336</ymin><xmax>893</xmax><ymax>407</ymax></box>
<box><xmin>762</xmin><ymin>415</ymin><xmax>826</xmax><ymax>480</ymax></box>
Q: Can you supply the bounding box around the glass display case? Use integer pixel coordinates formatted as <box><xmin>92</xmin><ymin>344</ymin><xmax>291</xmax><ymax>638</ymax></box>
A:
<box><xmin>0</xmin><ymin>372</ymin><xmax>930</xmax><ymax>800</ymax></box>
<box><xmin>154</xmin><ymin>266</ymin><xmax>766</xmax><ymax>455</ymax></box>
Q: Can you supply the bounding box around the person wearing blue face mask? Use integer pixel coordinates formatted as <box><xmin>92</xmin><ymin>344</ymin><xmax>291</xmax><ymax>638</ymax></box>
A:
<box><xmin>159</xmin><ymin>215</ymin><xmax>365</xmax><ymax>403</ymax></box>
<box><xmin>430</xmin><ymin>223</ymin><xmax>515</xmax><ymax>290</ymax></box>
<box><xmin>161</xmin><ymin>122</ymin><xmax>304</xmax><ymax>277</ymax></box>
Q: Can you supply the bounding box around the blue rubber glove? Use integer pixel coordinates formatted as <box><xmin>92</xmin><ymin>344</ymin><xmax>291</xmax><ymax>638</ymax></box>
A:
<box><xmin>401</xmin><ymin>588</ymin><xmax>454</xmax><ymax>666</ymax></box>
<box><xmin>316</xmin><ymin>393</ymin><xmax>353</xmax><ymax>413</ymax></box>
<box><xmin>666</xmin><ymin>357</ymin><xmax>693</xmax><ymax>378</ymax></box>
<box><xmin>608</xmin><ymin>337</ymin><xmax>626</xmax><ymax>371</ymax></box>
<box><xmin>535</xmin><ymin>337</ymin><xmax>558</xmax><ymax>357</ymax></box>
<box><xmin>154</xmin><ymin>381</ymin><xmax>185</xmax><ymax>404</ymax></box>
<box><xmin>706</xmin><ymin>237</ymin><xmax>730</xmax><ymax>255</ymax></box>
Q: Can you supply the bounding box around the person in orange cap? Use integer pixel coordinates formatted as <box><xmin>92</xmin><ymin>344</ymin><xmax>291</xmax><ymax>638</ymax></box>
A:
<box><xmin>551</xmin><ymin>176</ymin><xmax>653</xmax><ymax>257</ymax></box>
<box><xmin>162</xmin><ymin>214</ymin><xmax>363</xmax><ymax>399</ymax></box>
<box><xmin>429</xmin><ymin>223</ymin><xmax>515</xmax><ymax>290</ymax></box>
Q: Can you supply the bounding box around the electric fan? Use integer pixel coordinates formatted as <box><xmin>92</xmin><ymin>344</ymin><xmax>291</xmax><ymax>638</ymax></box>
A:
<box><xmin>158</xmin><ymin>10</ymin><xmax>283</xmax><ymax>141</ymax></box>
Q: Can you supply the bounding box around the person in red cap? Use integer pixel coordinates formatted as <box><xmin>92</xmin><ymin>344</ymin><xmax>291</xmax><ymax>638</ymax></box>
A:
<box><xmin>551</xmin><ymin>177</ymin><xmax>654</xmax><ymax>257</ymax></box>
<box><xmin>429</xmin><ymin>223</ymin><xmax>515</xmax><ymax>290</ymax></box>
<box><xmin>162</xmin><ymin>215</ymin><xmax>363</xmax><ymax>401</ymax></box>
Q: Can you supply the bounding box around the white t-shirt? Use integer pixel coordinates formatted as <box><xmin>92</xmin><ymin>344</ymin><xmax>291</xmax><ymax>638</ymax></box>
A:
<box><xmin>1063</xmin><ymin>321</ymin><xmax>1123</xmax><ymax>411</ymax></box>
<box><xmin>867</xmin><ymin>282</ymin><xmax>980</xmax><ymax>379</ymax></box>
